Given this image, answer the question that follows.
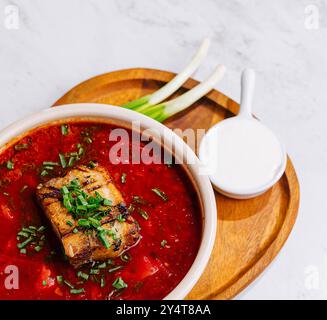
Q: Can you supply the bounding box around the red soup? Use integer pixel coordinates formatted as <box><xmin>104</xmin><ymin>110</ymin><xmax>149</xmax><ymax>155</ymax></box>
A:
<box><xmin>0</xmin><ymin>120</ymin><xmax>202</xmax><ymax>300</ymax></box>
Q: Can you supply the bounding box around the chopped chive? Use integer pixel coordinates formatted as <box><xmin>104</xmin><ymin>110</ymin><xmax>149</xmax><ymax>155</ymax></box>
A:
<box><xmin>77</xmin><ymin>271</ymin><xmax>89</xmax><ymax>281</ymax></box>
<box><xmin>22</xmin><ymin>227</ymin><xmax>35</xmax><ymax>234</ymax></box>
<box><xmin>88</xmin><ymin>217</ymin><xmax>101</xmax><ymax>228</ymax></box>
<box><xmin>120</xmin><ymin>253</ymin><xmax>131</xmax><ymax>263</ymax></box>
<box><xmin>98</xmin><ymin>262</ymin><xmax>106</xmax><ymax>269</ymax></box>
<box><xmin>112</xmin><ymin>277</ymin><xmax>127</xmax><ymax>290</ymax></box>
<box><xmin>37</xmin><ymin>226</ymin><xmax>46</xmax><ymax>233</ymax></box>
<box><xmin>68</xmin><ymin>157</ymin><xmax>75</xmax><ymax>167</ymax></box>
<box><xmin>66</xmin><ymin>220</ymin><xmax>74</xmax><ymax>227</ymax></box>
<box><xmin>63</xmin><ymin>280</ymin><xmax>74</xmax><ymax>289</ymax></box>
<box><xmin>88</xmin><ymin>161</ymin><xmax>97</xmax><ymax>169</ymax></box>
<box><xmin>78</xmin><ymin>147</ymin><xmax>84</xmax><ymax>156</ymax></box>
<box><xmin>17</xmin><ymin>231</ymin><xmax>29</xmax><ymax>238</ymax></box>
<box><xmin>56</xmin><ymin>275</ymin><xmax>63</xmax><ymax>284</ymax></box>
<box><xmin>161</xmin><ymin>240</ymin><xmax>167</xmax><ymax>247</ymax></box>
<box><xmin>72</xmin><ymin>228</ymin><xmax>78</xmax><ymax>234</ymax></box>
<box><xmin>20</xmin><ymin>248</ymin><xmax>27</xmax><ymax>254</ymax></box>
<box><xmin>42</xmin><ymin>280</ymin><xmax>47</xmax><ymax>286</ymax></box>
<box><xmin>100</xmin><ymin>275</ymin><xmax>105</xmax><ymax>288</ymax></box>
<box><xmin>107</xmin><ymin>259</ymin><xmax>113</xmax><ymax>265</ymax></box>
<box><xmin>59</xmin><ymin>153</ymin><xmax>67</xmax><ymax>168</ymax></box>
<box><xmin>137</xmin><ymin>207</ymin><xmax>149</xmax><ymax>220</ymax></box>
<box><xmin>34</xmin><ymin>246</ymin><xmax>42</xmax><ymax>252</ymax></box>
<box><xmin>17</xmin><ymin>237</ymin><xmax>33</xmax><ymax>249</ymax></box>
<box><xmin>90</xmin><ymin>269</ymin><xmax>100</xmax><ymax>275</ymax></box>
<box><xmin>85</xmin><ymin>137</ymin><xmax>93</xmax><ymax>144</ymax></box>
<box><xmin>98</xmin><ymin>231</ymin><xmax>110</xmax><ymax>249</ymax></box>
<box><xmin>28</xmin><ymin>226</ymin><xmax>37</xmax><ymax>230</ymax></box>
<box><xmin>117</xmin><ymin>214</ymin><xmax>126</xmax><ymax>222</ymax></box>
<box><xmin>121</xmin><ymin>173</ymin><xmax>127</xmax><ymax>184</ymax></box>
<box><xmin>152</xmin><ymin>188</ymin><xmax>168</xmax><ymax>202</ymax></box>
<box><xmin>70</xmin><ymin>288</ymin><xmax>85</xmax><ymax>295</ymax></box>
<box><xmin>40</xmin><ymin>170</ymin><xmax>48</xmax><ymax>177</ymax></box>
<box><xmin>61</xmin><ymin>186</ymin><xmax>69</xmax><ymax>195</ymax></box>
<box><xmin>108</xmin><ymin>266</ymin><xmax>123</xmax><ymax>273</ymax></box>
<box><xmin>103</xmin><ymin>199</ymin><xmax>112</xmax><ymax>206</ymax></box>
<box><xmin>77</xmin><ymin>195</ymin><xmax>88</xmax><ymax>206</ymax></box>
<box><xmin>44</xmin><ymin>166</ymin><xmax>54</xmax><ymax>170</ymax></box>
<box><xmin>20</xmin><ymin>185</ymin><xmax>28</xmax><ymax>193</ymax></box>
<box><xmin>14</xmin><ymin>143</ymin><xmax>29</xmax><ymax>151</ymax></box>
<box><xmin>43</xmin><ymin>161</ymin><xmax>59</xmax><ymax>166</ymax></box>
<box><xmin>78</xmin><ymin>219</ymin><xmax>90</xmax><ymax>228</ymax></box>
<box><xmin>61</xmin><ymin>124</ymin><xmax>69</xmax><ymax>136</ymax></box>
<box><xmin>6</xmin><ymin>160</ymin><xmax>14</xmax><ymax>170</ymax></box>
<box><xmin>132</xmin><ymin>195</ymin><xmax>148</xmax><ymax>205</ymax></box>
<box><xmin>69</xmin><ymin>152</ymin><xmax>78</xmax><ymax>157</ymax></box>
<box><xmin>128</xmin><ymin>204</ymin><xmax>135</xmax><ymax>213</ymax></box>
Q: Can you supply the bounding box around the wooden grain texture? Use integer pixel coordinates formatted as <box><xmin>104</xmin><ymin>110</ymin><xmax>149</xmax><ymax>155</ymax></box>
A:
<box><xmin>53</xmin><ymin>68</ymin><xmax>300</xmax><ymax>300</ymax></box>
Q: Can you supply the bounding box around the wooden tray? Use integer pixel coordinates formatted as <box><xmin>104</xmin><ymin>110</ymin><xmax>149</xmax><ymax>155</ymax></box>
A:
<box><xmin>53</xmin><ymin>68</ymin><xmax>300</xmax><ymax>300</ymax></box>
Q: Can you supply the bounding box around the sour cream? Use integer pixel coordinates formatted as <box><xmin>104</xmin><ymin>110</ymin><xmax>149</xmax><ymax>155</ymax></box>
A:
<box><xmin>199</xmin><ymin>68</ymin><xmax>286</xmax><ymax>199</ymax></box>
<box><xmin>199</xmin><ymin>117</ymin><xmax>286</xmax><ymax>198</ymax></box>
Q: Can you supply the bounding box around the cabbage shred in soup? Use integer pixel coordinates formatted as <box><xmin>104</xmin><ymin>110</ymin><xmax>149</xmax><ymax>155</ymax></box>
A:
<box><xmin>0</xmin><ymin>121</ymin><xmax>202</xmax><ymax>300</ymax></box>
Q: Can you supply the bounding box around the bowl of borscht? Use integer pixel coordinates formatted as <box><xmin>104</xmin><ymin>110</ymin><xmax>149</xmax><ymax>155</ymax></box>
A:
<box><xmin>0</xmin><ymin>103</ymin><xmax>217</xmax><ymax>300</ymax></box>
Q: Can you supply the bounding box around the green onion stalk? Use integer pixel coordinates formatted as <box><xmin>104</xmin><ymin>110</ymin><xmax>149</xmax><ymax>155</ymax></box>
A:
<box><xmin>121</xmin><ymin>38</ymin><xmax>226</xmax><ymax>122</ymax></box>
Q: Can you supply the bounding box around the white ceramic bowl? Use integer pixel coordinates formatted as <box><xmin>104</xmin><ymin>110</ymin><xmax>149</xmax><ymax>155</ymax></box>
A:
<box><xmin>0</xmin><ymin>103</ymin><xmax>217</xmax><ymax>300</ymax></box>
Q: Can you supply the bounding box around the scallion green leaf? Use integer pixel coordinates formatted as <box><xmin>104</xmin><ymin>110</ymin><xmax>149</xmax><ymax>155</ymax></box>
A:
<box><xmin>112</xmin><ymin>277</ymin><xmax>127</xmax><ymax>290</ymax></box>
<box><xmin>152</xmin><ymin>188</ymin><xmax>168</xmax><ymax>202</ymax></box>
<box><xmin>6</xmin><ymin>160</ymin><xmax>14</xmax><ymax>170</ymax></box>
<box><xmin>61</xmin><ymin>124</ymin><xmax>69</xmax><ymax>136</ymax></box>
<box><xmin>59</xmin><ymin>153</ymin><xmax>67</xmax><ymax>168</ymax></box>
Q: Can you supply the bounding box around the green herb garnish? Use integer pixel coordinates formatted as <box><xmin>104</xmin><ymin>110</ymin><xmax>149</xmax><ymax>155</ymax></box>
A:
<box><xmin>34</xmin><ymin>246</ymin><xmax>42</xmax><ymax>252</ymax></box>
<box><xmin>152</xmin><ymin>188</ymin><xmax>168</xmax><ymax>202</ymax></box>
<box><xmin>63</xmin><ymin>280</ymin><xmax>74</xmax><ymax>289</ymax></box>
<box><xmin>120</xmin><ymin>253</ymin><xmax>131</xmax><ymax>262</ymax></box>
<box><xmin>77</xmin><ymin>271</ymin><xmax>89</xmax><ymax>281</ymax></box>
<box><xmin>56</xmin><ymin>275</ymin><xmax>63</xmax><ymax>284</ymax></box>
<box><xmin>161</xmin><ymin>240</ymin><xmax>167</xmax><ymax>247</ymax></box>
<box><xmin>121</xmin><ymin>173</ymin><xmax>127</xmax><ymax>184</ymax></box>
<box><xmin>6</xmin><ymin>160</ymin><xmax>14</xmax><ymax>170</ymax></box>
<box><xmin>43</xmin><ymin>161</ymin><xmax>60</xmax><ymax>167</ymax></box>
<box><xmin>61</xmin><ymin>124</ymin><xmax>69</xmax><ymax>136</ymax></box>
<box><xmin>14</xmin><ymin>143</ymin><xmax>29</xmax><ymax>151</ymax></box>
<box><xmin>59</xmin><ymin>153</ymin><xmax>67</xmax><ymax>168</ymax></box>
<box><xmin>132</xmin><ymin>195</ymin><xmax>148</xmax><ymax>205</ymax></box>
<box><xmin>112</xmin><ymin>277</ymin><xmax>127</xmax><ymax>290</ymax></box>
<box><xmin>40</xmin><ymin>170</ymin><xmax>48</xmax><ymax>177</ymax></box>
<box><xmin>66</xmin><ymin>220</ymin><xmax>74</xmax><ymax>227</ymax></box>
<box><xmin>70</xmin><ymin>288</ymin><xmax>85</xmax><ymax>295</ymax></box>
<box><xmin>88</xmin><ymin>161</ymin><xmax>97</xmax><ymax>169</ymax></box>
<box><xmin>117</xmin><ymin>214</ymin><xmax>126</xmax><ymax>222</ymax></box>
<box><xmin>90</xmin><ymin>269</ymin><xmax>100</xmax><ymax>275</ymax></box>
<box><xmin>108</xmin><ymin>266</ymin><xmax>123</xmax><ymax>273</ymax></box>
<box><xmin>137</xmin><ymin>207</ymin><xmax>149</xmax><ymax>220</ymax></box>
<box><xmin>59</xmin><ymin>179</ymin><xmax>118</xmax><ymax>248</ymax></box>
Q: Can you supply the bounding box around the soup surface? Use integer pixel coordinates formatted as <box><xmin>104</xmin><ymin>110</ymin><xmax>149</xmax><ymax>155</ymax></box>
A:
<box><xmin>0</xmin><ymin>121</ymin><xmax>201</xmax><ymax>300</ymax></box>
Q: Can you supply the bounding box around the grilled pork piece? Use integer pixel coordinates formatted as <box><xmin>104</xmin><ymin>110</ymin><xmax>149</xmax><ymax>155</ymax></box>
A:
<box><xmin>36</xmin><ymin>165</ymin><xmax>140</xmax><ymax>268</ymax></box>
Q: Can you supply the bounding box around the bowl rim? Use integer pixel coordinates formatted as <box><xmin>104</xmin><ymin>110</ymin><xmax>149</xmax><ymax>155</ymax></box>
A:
<box><xmin>0</xmin><ymin>103</ymin><xmax>217</xmax><ymax>300</ymax></box>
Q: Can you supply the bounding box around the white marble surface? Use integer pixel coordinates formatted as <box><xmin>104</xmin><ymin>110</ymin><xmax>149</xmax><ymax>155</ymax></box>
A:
<box><xmin>0</xmin><ymin>0</ymin><xmax>326</xmax><ymax>299</ymax></box>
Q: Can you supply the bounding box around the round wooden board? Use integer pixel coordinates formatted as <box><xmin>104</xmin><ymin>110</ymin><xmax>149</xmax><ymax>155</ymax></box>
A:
<box><xmin>53</xmin><ymin>68</ymin><xmax>300</xmax><ymax>300</ymax></box>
